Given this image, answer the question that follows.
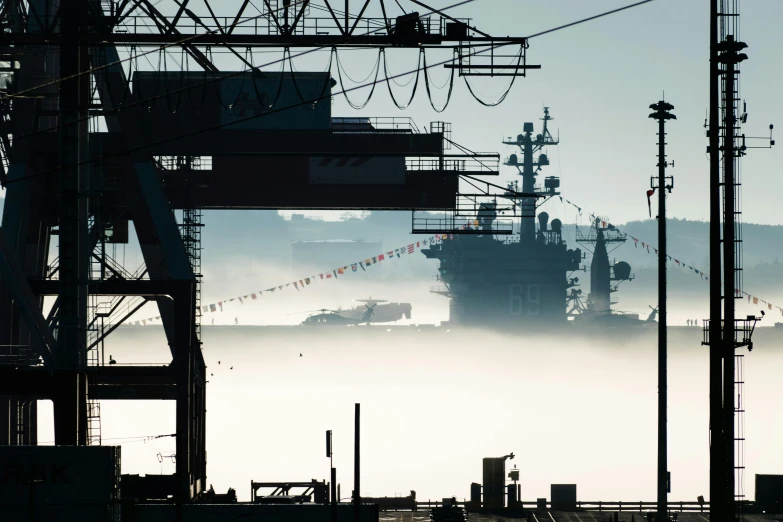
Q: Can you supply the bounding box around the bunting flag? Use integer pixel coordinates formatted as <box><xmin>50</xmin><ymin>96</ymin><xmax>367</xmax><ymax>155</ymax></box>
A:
<box><xmin>123</xmin><ymin>235</ymin><xmax>448</xmax><ymax>324</ymax></box>
<box><xmin>646</xmin><ymin>189</ymin><xmax>655</xmax><ymax>218</ymax></box>
<box><xmin>558</xmin><ymin>195</ymin><xmax>780</xmax><ymax>318</ymax></box>
<box><xmin>124</xmin><ymin>201</ymin><xmax>781</xmax><ymax>325</ymax></box>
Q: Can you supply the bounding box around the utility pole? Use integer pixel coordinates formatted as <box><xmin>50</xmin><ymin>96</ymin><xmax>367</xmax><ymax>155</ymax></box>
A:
<box><xmin>354</xmin><ymin>403</ymin><xmax>360</xmax><ymax>522</ymax></box>
<box><xmin>327</xmin><ymin>429</ymin><xmax>337</xmax><ymax>522</ymax></box>
<box><xmin>649</xmin><ymin>100</ymin><xmax>675</xmax><ymax>522</ymax></box>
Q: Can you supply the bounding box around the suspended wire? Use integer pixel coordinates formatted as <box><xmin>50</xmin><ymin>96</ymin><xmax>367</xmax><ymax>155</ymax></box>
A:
<box><xmin>38</xmin><ymin>433</ymin><xmax>175</xmax><ymax>445</ymax></box>
<box><xmin>383</xmin><ymin>50</ymin><xmax>418</xmax><ymax>88</ymax></box>
<box><xmin>332</xmin><ymin>48</ymin><xmax>379</xmax><ymax>84</ymax></box>
<box><xmin>162</xmin><ymin>48</ymin><xmax>183</xmax><ymax>114</ymax></box>
<box><xmin>132</xmin><ymin>47</ymin><xmax>163</xmax><ymax>111</ymax></box>
<box><xmin>334</xmin><ymin>47</ymin><xmax>381</xmax><ymax>110</ymax></box>
<box><xmin>422</xmin><ymin>48</ymin><xmax>455</xmax><ymax>112</ymax></box>
<box><xmin>184</xmin><ymin>45</ymin><xmax>207</xmax><ymax>114</ymax></box>
<box><xmin>381</xmin><ymin>48</ymin><xmax>421</xmax><ymax>110</ymax></box>
<box><xmin>206</xmin><ymin>46</ymin><xmax>248</xmax><ymax>110</ymax></box>
<box><xmin>287</xmin><ymin>47</ymin><xmax>314</xmax><ymax>105</ymax></box>
<box><xmin>422</xmin><ymin>53</ymin><xmax>451</xmax><ymax>90</ymax></box>
<box><xmin>462</xmin><ymin>45</ymin><xmax>523</xmax><ymax>107</ymax></box>
<box><xmin>249</xmin><ymin>47</ymin><xmax>286</xmax><ymax>110</ymax></box>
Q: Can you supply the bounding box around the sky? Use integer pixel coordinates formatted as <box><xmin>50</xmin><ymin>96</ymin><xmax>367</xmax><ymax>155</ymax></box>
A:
<box><xmin>311</xmin><ymin>0</ymin><xmax>783</xmax><ymax>225</ymax></box>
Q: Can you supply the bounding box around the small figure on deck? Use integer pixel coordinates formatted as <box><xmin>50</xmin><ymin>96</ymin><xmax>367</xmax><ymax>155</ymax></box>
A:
<box><xmin>235</xmin><ymin>317</ymin><xmax>238</xmax><ymax>325</ymax></box>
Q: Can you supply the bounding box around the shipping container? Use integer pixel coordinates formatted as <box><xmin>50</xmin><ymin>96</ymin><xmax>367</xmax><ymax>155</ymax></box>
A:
<box><xmin>0</xmin><ymin>445</ymin><xmax>121</xmax><ymax>522</ymax></box>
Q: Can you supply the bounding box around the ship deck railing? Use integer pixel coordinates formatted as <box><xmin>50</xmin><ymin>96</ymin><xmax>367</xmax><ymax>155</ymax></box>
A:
<box><xmin>412</xmin><ymin>216</ymin><xmax>514</xmax><ymax>235</ymax></box>
<box><xmin>406</xmin><ymin>154</ymin><xmax>499</xmax><ymax>175</ymax></box>
<box><xmin>429</xmin><ymin>285</ymin><xmax>450</xmax><ymax>296</ymax></box>
<box><xmin>332</xmin><ymin>116</ymin><xmax>422</xmax><ymax>134</ymax></box>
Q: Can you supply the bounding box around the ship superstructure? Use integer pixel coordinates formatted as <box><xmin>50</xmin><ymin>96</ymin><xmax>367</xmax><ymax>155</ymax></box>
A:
<box><xmin>421</xmin><ymin>109</ymin><xmax>582</xmax><ymax>327</ymax></box>
<box><xmin>568</xmin><ymin>218</ymin><xmax>646</xmax><ymax>325</ymax></box>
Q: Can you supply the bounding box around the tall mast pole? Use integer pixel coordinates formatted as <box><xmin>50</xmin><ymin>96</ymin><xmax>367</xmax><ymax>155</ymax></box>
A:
<box><xmin>708</xmin><ymin>0</ymin><xmax>724</xmax><ymax>519</ymax></box>
<box><xmin>720</xmin><ymin>34</ymin><xmax>747</xmax><ymax>522</ymax></box>
<box><xmin>650</xmin><ymin>100</ymin><xmax>675</xmax><ymax>522</ymax></box>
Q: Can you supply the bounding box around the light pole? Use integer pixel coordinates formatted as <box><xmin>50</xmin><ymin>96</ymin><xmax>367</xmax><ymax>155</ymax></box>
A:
<box><xmin>649</xmin><ymin>100</ymin><xmax>675</xmax><ymax>522</ymax></box>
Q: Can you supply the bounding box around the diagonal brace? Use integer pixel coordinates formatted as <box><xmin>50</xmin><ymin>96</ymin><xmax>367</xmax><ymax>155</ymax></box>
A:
<box><xmin>0</xmin><ymin>228</ymin><xmax>55</xmax><ymax>361</ymax></box>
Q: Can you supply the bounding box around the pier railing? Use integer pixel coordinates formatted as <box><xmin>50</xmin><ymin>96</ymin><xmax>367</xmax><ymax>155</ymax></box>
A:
<box><xmin>412</xmin><ymin>500</ymin><xmax>710</xmax><ymax>513</ymax></box>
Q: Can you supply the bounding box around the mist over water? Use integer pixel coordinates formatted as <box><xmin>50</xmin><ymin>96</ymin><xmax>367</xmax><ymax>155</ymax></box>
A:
<box><xmin>39</xmin><ymin>326</ymin><xmax>783</xmax><ymax>503</ymax></box>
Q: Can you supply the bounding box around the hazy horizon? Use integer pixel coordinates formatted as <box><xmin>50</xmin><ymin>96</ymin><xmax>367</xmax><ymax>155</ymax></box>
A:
<box><xmin>37</xmin><ymin>327</ymin><xmax>783</xmax><ymax>503</ymax></box>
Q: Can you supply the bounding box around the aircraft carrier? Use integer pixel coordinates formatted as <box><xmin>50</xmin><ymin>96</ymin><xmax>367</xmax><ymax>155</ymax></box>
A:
<box><xmin>421</xmin><ymin>109</ymin><xmax>647</xmax><ymax>329</ymax></box>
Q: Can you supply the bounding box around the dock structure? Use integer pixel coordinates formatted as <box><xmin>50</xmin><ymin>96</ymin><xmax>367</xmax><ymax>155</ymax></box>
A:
<box><xmin>0</xmin><ymin>0</ymin><xmax>539</xmax><ymax>519</ymax></box>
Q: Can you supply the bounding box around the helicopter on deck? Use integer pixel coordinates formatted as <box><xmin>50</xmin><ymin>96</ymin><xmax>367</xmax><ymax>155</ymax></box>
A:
<box><xmin>299</xmin><ymin>298</ymin><xmax>412</xmax><ymax>326</ymax></box>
